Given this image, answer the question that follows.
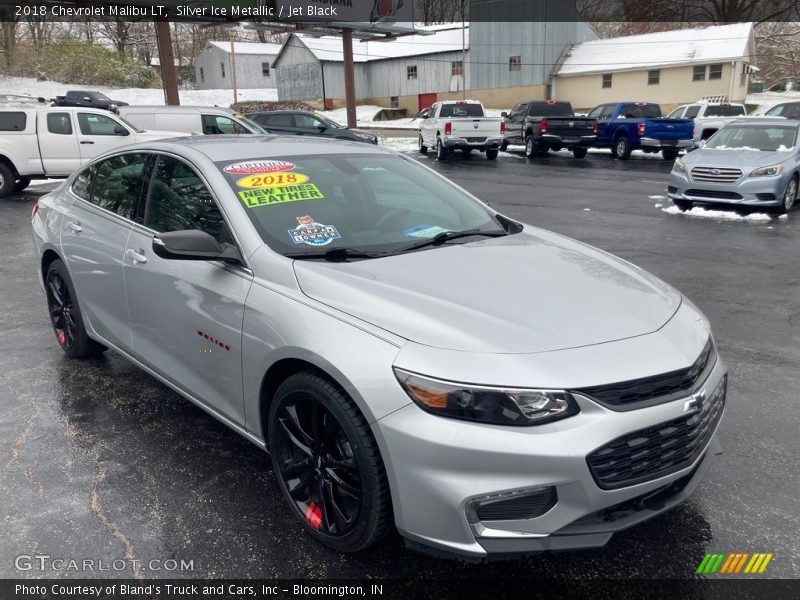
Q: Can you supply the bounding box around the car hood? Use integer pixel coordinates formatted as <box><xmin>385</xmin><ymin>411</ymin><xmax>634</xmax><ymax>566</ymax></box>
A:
<box><xmin>293</xmin><ymin>229</ymin><xmax>682</xmax><ymax>353</ymax></box>
<box><xmin>687</xmin><ymin>148</ymin><xmax>793</xmax><ymax>168</ymax></box>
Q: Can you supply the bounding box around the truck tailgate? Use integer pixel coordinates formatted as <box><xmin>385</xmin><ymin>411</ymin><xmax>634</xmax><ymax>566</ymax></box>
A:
<box><xmin>450</xmin><ymin>119</ymin><xmax>503</xmax><ymax>139</ymax></box>
<box><xmin>544</xmin><ymin>117</ymin><xmax>595</xmax><ymax>139</ymax></box>
<box><xmin>643</xmin><ymin>118</ymin><xmax>693</xmax><ymax>140</ymax></box>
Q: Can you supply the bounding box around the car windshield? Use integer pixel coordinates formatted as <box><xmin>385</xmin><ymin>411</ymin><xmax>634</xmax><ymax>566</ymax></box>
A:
<box><xmin>216</xmin><ymin>154</ymin><xmax>503</xmax><ymax>258</ymax></box>
<box><xmin>318</xmin><ymin>115</ymin><xmax>344</xmax><ymax>128</ymax></box>
<box><xmin>705</xmin><ymin>125</ymin><xmax>798</xmax><ymax>151</ymax></box>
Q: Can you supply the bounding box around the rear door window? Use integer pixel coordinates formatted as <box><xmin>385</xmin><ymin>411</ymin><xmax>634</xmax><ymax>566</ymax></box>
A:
<box><xmin>0</xmin><ymin>111</ymin><xmax>27</xmax><ymax>131</ymax></box>
<box><xmin>47</xmin><ymin>113</ymin><xmax>73</xmax><ymax>135</ymax></box>
<box><xmin>684</xmin><ymin>106</ymin><xmax>701</xmax><ymax>119</ymax></box>
<box><xmin>89</xmin><ymin>153</ymin><xmax>149</xmax><ymax>219</ymax></box>
<box><xmin>201</xmin><ymin>114</ymin><xmax>251</xmax><ymax>135</ymax></box>
<box><xmin>71</xmin><ymin>165</ymin><xmax>95</xmax><ymax>201</ymax></box>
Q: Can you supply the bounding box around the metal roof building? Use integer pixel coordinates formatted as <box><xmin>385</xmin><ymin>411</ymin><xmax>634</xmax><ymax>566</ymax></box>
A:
<box><xmin>194</xmin><ymin>41</ymin><xmax>283</xmax><ymax>90</ymax></box>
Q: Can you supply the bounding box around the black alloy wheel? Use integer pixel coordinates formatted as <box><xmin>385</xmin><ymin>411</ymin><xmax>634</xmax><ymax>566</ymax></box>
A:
<box><xmin>269</xmin><ymin>373</ymin><xmax>391</xmax><ymax>552</ymax></box>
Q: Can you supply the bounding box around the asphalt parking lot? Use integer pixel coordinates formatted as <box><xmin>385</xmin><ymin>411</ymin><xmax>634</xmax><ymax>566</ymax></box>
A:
<box><xmin>1</xmin><ymin>149</ymin><xmax>798</xmax><ymax>580</ymax></box>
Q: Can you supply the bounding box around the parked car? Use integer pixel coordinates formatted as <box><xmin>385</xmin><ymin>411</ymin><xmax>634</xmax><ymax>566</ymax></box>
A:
<box><xmin>418</xmin><ymin>100</ymin><xmax>504</xmax><ymax>160</ymax></box>
<box><xmin>589</xmin><ymin>102</ymin><xmax>694</xmax><ymax>160</ymax></box>
<box><xmin>668</xmin><ymin>102</ymin><xmax>747</xmax><ymax>143</ymax></box>
<box><xmin>0</xmin><ymin>103</ymin><xmax>186</xmax><ymax>197</ymax></box>
<box><xmin>667</xmin><ymin>119</ymin><xmax>800</xmax><ymax>214</ymax></box>
<box><xmin>53</xmin><ymin>90</ymin><xmax>129</xmax><ymax>112</ymax></box>
<box><xmin>763</xmin><ymin>101</ymin><xmax>800</xmax><ymax>119</ymax></box>
<box><xmin>501</xmin><ymin>100</ymin><xmax>596</xmax><ymax>158</ymax></box>
<box><xmin>32</xmin><ymin>135</ymin><xmax>726</xmax><ymax>559</ymax></box>
<box><xmin>247</xmin><ymin>110</ymin><xmax>377</xmax><ymax>144</ymax></box>
<box><xmin>119</xmin><ymin>106</ymin><xmax>266</xmax><ymax>136</ymax></box>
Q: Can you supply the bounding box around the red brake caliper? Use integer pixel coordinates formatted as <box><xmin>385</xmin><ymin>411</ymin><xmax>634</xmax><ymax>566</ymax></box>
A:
<box><xmin>57</xmin><ymin>331</ymin><xmax>66</xmax><ymax>346</ymax></box>
<box><xmin>305</xmin><ymin>502</ymin><xmax>323</xmax><ymax>530</ymax></box>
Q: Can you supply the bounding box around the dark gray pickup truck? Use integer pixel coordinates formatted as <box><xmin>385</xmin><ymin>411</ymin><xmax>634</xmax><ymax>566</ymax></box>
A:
<box><xmin>53</xmin><ymin>90</ymin><xmax>128</xmax><ymax>112</ymax></box>
<box><xmin>501</xmin><ymin>100</ymin><xmax>596</xmax><ymax>158</ymax></box>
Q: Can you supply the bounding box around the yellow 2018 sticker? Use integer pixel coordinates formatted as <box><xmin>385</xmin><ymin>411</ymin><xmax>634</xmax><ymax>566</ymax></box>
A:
<box><xmin>237</xmin><ymin>173</ymin><xmax>310</xmax><ymax>189</ymax></box>
<box><xmin>238</xmin><ymin>184</ymin><xmax>325</xmax><ymax>208</ymax></box>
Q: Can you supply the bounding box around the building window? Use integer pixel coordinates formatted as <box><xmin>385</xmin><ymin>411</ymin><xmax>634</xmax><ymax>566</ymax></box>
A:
<box><xmin>602</xmin><ymin>73</ymin><xmax>612</xmax><ymax>88</ymax></box>
<box><xmin>693</xmin><ymin>65</ymin><xmax>706</xmax><ymax>81</ymax></box>
<box><xmin>740</xmin><ymin>63</ymin><xmax>747</xmax><ymax>87</ymax></box>
<box><xmin>648</xmin><ymin>70</ymin><xmax>660</xmax><ymax>85</ymax></box>
<box><xmin>451</xmin><ymin>60</ymin><xmax>463</xmax><ymax>77</ymax></box>
<box><xmin>199</xmin><ymin>67</ymin><xmax>204</xmax><ymax>83</ymax></box>
<box><xmin>709</xmin><ymin>63</ymin><xmax>723</xmax><ymax>80</ymax></box>
<box><xmin>262</xmin><ymin>62</ymin><xmax>270</xmax><ymax>77</ymax></box>
<box><xmin>390</xmin><ymin>96</ymin><xmax>399</xmax><ymax>109</ymax></box>
<box><xmin>220</xmin><ymin>62</ymin><xmax>226</xmax><ymax>78</ymax></box>
<box><xmin>508</xmin><ymin>55</ymin><xmax>521</xmax><ymax>71</ymax></box>
<box><xmin>407</xmin><ymin>65</ymin><xmax>417</xmax><ymax>80</ymax></box>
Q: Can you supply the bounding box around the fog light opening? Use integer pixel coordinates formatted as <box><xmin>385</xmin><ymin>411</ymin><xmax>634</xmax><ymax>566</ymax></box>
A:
<box><xmin>465</xmin><ymin>486</ymin><xmax>557</xmax><ymax>524</ymax></box>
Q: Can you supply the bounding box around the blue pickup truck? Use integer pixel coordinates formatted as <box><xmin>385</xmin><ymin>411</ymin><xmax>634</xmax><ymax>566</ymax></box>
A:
<box><xmin>588</xmin><ymin>102</ymin><xmax>694</xmax><ymax>160</ymax></box>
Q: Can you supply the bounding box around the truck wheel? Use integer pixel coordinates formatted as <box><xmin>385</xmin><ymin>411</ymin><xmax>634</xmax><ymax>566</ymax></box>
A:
<box><xmin>613</xmin><ymin>136</ymin><xmax>631</xmax><ymax>160</ymax></box>
<box><xmin>573</xmin><ymin>148</ymin><xmax>588</xmax><ymax>159</ymax></box>
<box><xmin>14</xmin><ymin>177</ymin><xmax>31</xmax><ymax>193</ymax></box>
<box><xmin>436</xmin><ymin>138</ymin><xmax>449</xmax><ymax>161</ymax></box>
<box><xmin>418</xmin><ymin>135</ymin><xmax>428</xmax><ymax>155</ymax></box>
<box><xmin>486</xmin><ymin>149</ymin><xmax>498</xmax><ymax>160</ymax></box>
<box><xmin>500</xmin><ymin>141</ymin><xmax>508</xmax><ymax>152</ymax></box>
<box><xmin>662</xmin><ymin>149</ymin><xmax>680</xmax><ymax>161</ymax></box>
<box><xmin>0</xmin><ymin>163</ymin><xmax>15</xmax><ymax>198</ymax></box>
<box><xmin>525</xmin><ymin>135</ymin><xmax>538</xmax><ymax>159</ymax></box>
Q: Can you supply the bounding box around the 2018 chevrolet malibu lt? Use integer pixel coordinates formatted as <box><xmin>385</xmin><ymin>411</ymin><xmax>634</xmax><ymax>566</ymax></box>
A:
<box><xmin>32</xmin><ymin>136</ymin><xmax>726</xmax><ymax>559</ymax></box>
<box><xmin>668</xmin><ymin>119</ymin><xmax>800</xmax><ymax>213</ymax></box>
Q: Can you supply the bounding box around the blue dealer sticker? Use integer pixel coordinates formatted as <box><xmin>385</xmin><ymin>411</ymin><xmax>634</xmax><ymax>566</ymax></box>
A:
<box><xmin>288</xmin><ymin>215</ymin><xmax>341</xmax><ymax>246</ymax></box>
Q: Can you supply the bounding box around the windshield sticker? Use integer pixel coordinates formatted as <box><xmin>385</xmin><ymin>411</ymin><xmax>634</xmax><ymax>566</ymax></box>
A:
<box><xmin>403</xmin><ymin>224</ymin><xmax>451</xmax><ymax>239</ymax></box>
<box><xmin>238</xmin><ymin>184</ymin><xmax>325</xmax><ymax>208</ymax></box>
<box><xmin>288</xmin><ymin>215</ymin><xmax>341</xmax><ymax>246</ymax></box>
<box><xmin>223</xmin><ymin>160</ymin><xmax>296</xmax><ymax>175</ymax></box>
<box><xmin>237</xmin><ymin>173</ymin><xmax>310</xmax><ymax>189</ymax></box>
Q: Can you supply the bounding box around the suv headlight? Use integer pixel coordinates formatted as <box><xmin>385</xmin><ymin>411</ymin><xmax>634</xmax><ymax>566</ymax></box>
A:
<box><xmin>394</xmin><ymin>368</ymin><xmax>579</xmax><ymax>426</ymax></box>
<box><xmin>672</xmin><ymin>158</ymin><xmax>687</xmax><ymax>174</ymax></box>
<box><xmin>750</xmin><ymin>163</ymin><xmax>785</xmax><ymax>177</ymax></box>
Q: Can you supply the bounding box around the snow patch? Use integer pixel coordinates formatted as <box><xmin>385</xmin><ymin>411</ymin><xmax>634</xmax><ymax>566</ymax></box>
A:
<box><xmin>662</xmin><ymin>205</ymin><xmax>774</xmax><ymax>221</ymax></box>
<box><xmin>649</xmin><ymin>195</ymin><xmax>665</xmax><ymax>199</ymax></box>
<box><xmin>654</xmin><ymin>203</ymin><xmax>663</xmax><ymax>208</ymax></box>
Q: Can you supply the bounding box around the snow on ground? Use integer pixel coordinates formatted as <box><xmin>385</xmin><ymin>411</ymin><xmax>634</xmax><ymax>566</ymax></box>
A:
<box><xmin>746</xmin><ymin>91</ymin><xmax>800</xmax><ymax>114</ymax></box>
<box><xmin>661</xmin><ymin>204</ymin><xmax>777</xmax><ymax>222</ymax></box>
<box><xmin>0</xmin><ymin>75</ymin><xmax>277</xmax><ymax>106</ymax></box>
<box><xmin>377</xmin><ymin>136</ymin><xmax>417</xmax><ymax>152</ymax></box>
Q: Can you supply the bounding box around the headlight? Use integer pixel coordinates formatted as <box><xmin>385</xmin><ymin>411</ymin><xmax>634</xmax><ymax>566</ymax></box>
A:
<box><xmin>394</xmin><ymin>368</ymin><xmax>579</xmax><ymax>426</ymax></box>
<box><xmin>672</xmin><ymin>158</ymin><xmax>686</xmax><ymax>174</ymax></box>
<box><xmin>750</xmin><ymin>163</ymin><xmax>785</xmax><ymax>177</ymax></box>
<box><xmin>352</xmin><ymin>131</ymin><xmax>375</xmax><ymax>141</ymax></box>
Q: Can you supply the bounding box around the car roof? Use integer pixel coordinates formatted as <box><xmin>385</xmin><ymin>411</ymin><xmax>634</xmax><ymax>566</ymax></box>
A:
<box><xmin>727</xmin><ymin>118</ymin><xmax>800</xmax><ymax>126</ymax></box>
<box><xmin>771</xmin><ymin>101</ymin><xmax>800</xmax><ymax>107</ymax></box>
<box><xmin>124</xmin><ymin>134</ymin><xmax>391</xmax><ymax>162</ymax></box>
<box><xmin>246</xmin><ymin>110</ymin><xmax>314</xmax><ymax>116</ymax></box>
<box><xmin>121</xmin><ymin>105</ymin><xmax>236</xmax><ymax>113</ymax></box>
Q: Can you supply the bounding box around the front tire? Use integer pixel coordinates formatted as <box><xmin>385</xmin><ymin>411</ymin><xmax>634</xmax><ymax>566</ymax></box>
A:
<box><xmin>573</xmin><ymin>147</ymin><xmax>588</xmax><ymax>159</ymax></box>
<box><xmin>45</xmin><ymin>259</ymin><xmax>107</xmax><ymax>358</ymax></box>
<box><xmin>268</xmin><ymin>372</ymin><xmax>391</xmax><ymax>553</ymax></box>
<box><xmin>436</xmin><ymin>137</ymin><xmax>449</xmax><ymax>161</ymax></box>
<box><xmin>486</xmin><ymin>149</ymin><xmax>498</xmax><ymax>160</ymax></box>
<box><xmin>662</xmin><ymin>148</ymin><xmax>680</xmax><ymax>161</ymax></box>
<box><xmin>418</xmin><ymin>135</ymin><xmax>427</xmax><ymax>155</ymax></box>
<box><xmin>777</xmin><ymin>175</ymin><xmax>798</xmax><ymax>214</ymax></box>
<box><xmin>14</xmin><ymin>177</ymin><xmax>31</xmax><ymax>193</ymax></box>
<box><xmin>673</xmin><ymin>200</ymin><xmax>692</xmax><ymax>212</ymax></box>
<box><xmin>613</xmin><ymin>136</ymin><xmax>631</xmax><ymax>160</ymax></box>
<box><xmin>0</xmin><ymin>162</ymin><xmax>15</xmax><ymax>198</ymax></box>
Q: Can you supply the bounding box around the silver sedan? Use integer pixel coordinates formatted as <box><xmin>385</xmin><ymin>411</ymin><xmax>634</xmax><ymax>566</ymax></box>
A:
<box><xmin>668</xmin><ymin>119</ymin><xmax>800</xmax><ymax>213</ymax></box>
<box><xmin>32</xmin><ymin>136</ymin><xmax>726</xmax><ymax>559</ymax></box>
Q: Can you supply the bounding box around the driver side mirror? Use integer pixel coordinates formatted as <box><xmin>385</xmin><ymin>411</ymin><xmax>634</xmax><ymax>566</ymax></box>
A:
<box><xmin>152</xmin><ymin>230</ymin><xmax>243</xmax><ymax>263</ymax></box>
<box><xmin>113</xmin><ymin>125</ymin><xmax>130</xmax><ymax>136</ymax></box>
<box><xmin>692</xmin><ymin>140</ymin><xmax>706</xmax><ymax>150</ymax></box>
<box><xmin>501</xmin><ymin>111</ymin><xmax>509</xmax><ymax>118</ymax></box>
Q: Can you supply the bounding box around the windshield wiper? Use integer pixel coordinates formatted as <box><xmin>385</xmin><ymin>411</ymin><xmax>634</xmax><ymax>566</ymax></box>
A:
<box><xmin>285</xmin><ymin>247</ymin><xmax>386</xmax><ymax>262</ymax></box>
<box><xmin>391</xmin><ymin>228</ymin><xmax>509</xmax><ymax>255</ymax></box>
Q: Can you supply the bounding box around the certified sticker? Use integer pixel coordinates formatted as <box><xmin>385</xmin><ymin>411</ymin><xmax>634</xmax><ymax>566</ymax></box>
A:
<box><xmin>237</xmin><ymin>173</ymin><xmax>310</xmax><ymax>189</ymax></box>
<box><xmin>288</xmin><ymin>215</ymin><xmax>341</xmax><ymax>246</ymax></box>
<box><xmin>223</xmin><ymin>160</ymin><xmax>296</xmax><ymax>175</ymax></box>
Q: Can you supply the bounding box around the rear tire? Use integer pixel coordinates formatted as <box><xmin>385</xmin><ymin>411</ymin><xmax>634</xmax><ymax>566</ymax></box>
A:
<box><xmin>14</xmin><ymin>177</ymin><xmax>31</xmax><ymax>193</ymax></box>
<box><xmin>525</xmin><ymin>135</ymin><xmax>538</xmax><ymax>159</ymax></box>
<box><xmin>500</xmin><ymin>141</ymin><xmax>509</xmax><ymax>152</ymax></box>
<box><xmin>436</xmin><ymin>137</ymin><xmax>449</xmax><ymax>161</ymax></box>
<box><xmin>662</xmin><ymin>148</ymin><xmax>680</xmax><ymax>161</ymax></box>
<box><xmin>44</xmin><ymin>259</ymin><xmax>107</xmax><ymax>358</ymax></box>
<box><xmin>0</xmin><ymin>162</ymin><xmax>15</xmax><ymax>198</ymax></box>
<box><xmin>268</xmin><ymin>372</ymin><xmax>392</xmax><ymax>553</ymax></box>
<box><xmin>572</xmin><ymin>147</ymin><xmax>588</xmax><ymax>159</ymax></box>
<box><xmin>486</xmin><ymin>149</ymin><xmax>498</xmax><ymax>160</ymax></box>
<box><xmin>418</xmin><ymin>135</ymin><xmax>427</xmax><ymax>155</ymax></box>
<box><xmin>613</xmin><ymin>136</ymin><xmax>631</xmax><ymax>160</ymax></box>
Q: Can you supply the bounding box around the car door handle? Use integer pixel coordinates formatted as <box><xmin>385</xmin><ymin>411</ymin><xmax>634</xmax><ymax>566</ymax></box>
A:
<box><xmin>126</xmin><ymin>249</ymin><xmax>147</xmax><ymax>264</ymax></box>
<box><xmin>80</xmin><ymin>140</ymin><xmax>94</xmax><ymax>145</ymax></box>
<box><xmin>66</xmin><ymin>221</ymin><xmax>82</xmax><ymax>233</ymax></box>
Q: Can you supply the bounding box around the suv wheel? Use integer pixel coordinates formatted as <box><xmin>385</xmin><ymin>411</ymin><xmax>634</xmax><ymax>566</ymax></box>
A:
<box><xmin>778</xmin><ymin>175</ymin><xmax>798</xmax><ymax>213</ymax></box>
<box><xmin>613</xmin><ymin>136</ymin><xmax>631</xmax><ymax>160</ymax></box>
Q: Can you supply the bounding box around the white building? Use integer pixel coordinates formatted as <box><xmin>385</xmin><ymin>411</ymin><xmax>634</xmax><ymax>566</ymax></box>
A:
<box><xmin>194</xmin><ymin>41</ymin><xmax>282</xmax><ymax>90</ymax></box>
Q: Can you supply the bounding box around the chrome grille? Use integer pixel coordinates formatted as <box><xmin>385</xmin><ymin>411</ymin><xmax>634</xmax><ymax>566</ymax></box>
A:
<box><xmin>690</xmin><ymin>166</ymin><xmax>742</xmax><ymax>184</ymax></box>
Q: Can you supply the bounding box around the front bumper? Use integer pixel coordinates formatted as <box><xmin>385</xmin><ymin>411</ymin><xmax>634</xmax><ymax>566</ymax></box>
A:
<box><xmin>640</xmin><ymin>137</ymin><xmax>693</xmax><ymax>149</ymax></box>
<box><xmin>668</xmin><ymin>171</ymin><xmax>786</xmax><ymax>207</ymax></box>
<box><xmin>375</xmin><ymin>354</ymin><xmax>726</xmax><ymax>559</ymax></box>
<box><xmin>539</xmin><ymin>133</ymin><xmax>596</xmax><ymax>149</ymax></box>
<box><xmin>442</xmin><ymin>136</ymin><xmax>504</xmax><ymax>151</ymax></box>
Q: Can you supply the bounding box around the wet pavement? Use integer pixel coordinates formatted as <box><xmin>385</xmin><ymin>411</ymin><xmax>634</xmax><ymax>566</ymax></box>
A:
<box><xmin>1</xmin><ymin>150</ymin><xmax>798</xmax><ymax>579</ymax></box>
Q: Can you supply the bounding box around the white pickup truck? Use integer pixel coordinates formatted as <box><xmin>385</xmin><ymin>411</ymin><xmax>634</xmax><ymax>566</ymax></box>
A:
<box><xmin>667</xmin><ymin>102</ymin><xmax>748</xmax><ymax>143</ymax></box>
<box><xmin>0</xmin><ymin>103</ymin><xmax>187</xmax><ymax>197</ymax></box>
<box><xmin>418</xmin><ymin>100</ymin><xmax>504</xmax><ymax>161</ymax></box>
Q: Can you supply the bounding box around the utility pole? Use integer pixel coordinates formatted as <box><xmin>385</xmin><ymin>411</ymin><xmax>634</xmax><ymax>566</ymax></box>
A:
<box><xmin>230</xmin><ymin>38</ymin><xmax>238</xmax><ymax>105</ymax></box>
<box><xmin>342</xmin><ymin>29</ymin><xmax>357</xmax><ymax>128</ymax></box>
<box><xmin>461</xmin><ymin>0</ymin><xmax>467</xmax><ymax>99</ymax></box>
<box><xmin>154</xmin><ymin>20</ymin><xmax>180</xmax><ymax>105</ymax></box>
